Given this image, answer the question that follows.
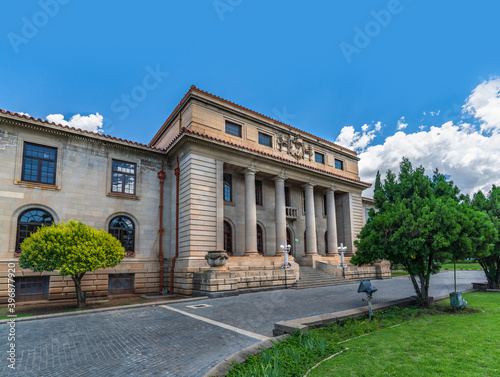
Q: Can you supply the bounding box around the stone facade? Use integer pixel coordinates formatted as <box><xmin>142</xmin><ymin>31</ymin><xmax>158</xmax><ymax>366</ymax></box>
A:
<box><xmin>0</xmin><ymin>86</ymin><xmax>389</xmax><ymax>303</ymax></box>
<box><xmin>0</xmin><ymin>114</ymin><xmax>165</xmax><ymax>303</ymax></box>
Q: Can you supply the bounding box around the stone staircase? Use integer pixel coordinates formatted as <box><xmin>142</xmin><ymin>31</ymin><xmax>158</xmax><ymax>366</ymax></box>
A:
<box><xmin>292</xmin><ymin>266</ymin><xmax>360</xmax><ymax>289</ymax></box>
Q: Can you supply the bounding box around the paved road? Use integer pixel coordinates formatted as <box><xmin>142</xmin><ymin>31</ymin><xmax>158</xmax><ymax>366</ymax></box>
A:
<box><xmin>0</xmin><ymin>271</ymin><xmax>484</xmax><ymax>376</ymax></box>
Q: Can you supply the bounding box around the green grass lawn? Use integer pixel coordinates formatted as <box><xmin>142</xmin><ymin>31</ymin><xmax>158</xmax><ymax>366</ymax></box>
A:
<box><xmin>390</xmin><ymin>270</ymin><xmax>410</xmax><ymax>277</ymax></box>
<box><xmin>309</xmin><ymin>292</ymin><xmax>500</xmax><ymax>377</ymax></box>
<box><xmin>391</xmin><ymin>261</ymin><xmax>483</xmax><ymax>277</ymax></box>
<box><xmin>223</xmin><ymin>293</ymin><xmax>499</xmax><ymax>377</ymax></box>
<box><xmin>440</xmin><ymin>263</ymin><xmax>483</xmax><ymax>271</ymax></box>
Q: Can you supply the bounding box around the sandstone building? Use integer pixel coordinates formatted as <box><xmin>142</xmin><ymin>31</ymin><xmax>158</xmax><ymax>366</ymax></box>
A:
<box><xmin>0</xmin><ymin>86</ymin><xmax>387</xmax><ymax>303</ymax></box>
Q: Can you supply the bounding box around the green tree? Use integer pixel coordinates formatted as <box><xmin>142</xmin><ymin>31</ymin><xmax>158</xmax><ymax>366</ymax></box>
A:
<box><xmin>19</xmin><ymin>220</ymin><xmax>125</xmax><ymax>308</ymax></box>
<box><xmin>468</xmin><ymin>186</ymin><xmax>500</xmax><ymax>288</ymax></box>
<box><xmin>352</xmin><ymin>158</ymin><xmax>497</xmax><ymax>307</ymax></box>
<box><xmin>374</xmin><ymin>170</ymin><xmax>382</xmax><ymax>192</ymax></box>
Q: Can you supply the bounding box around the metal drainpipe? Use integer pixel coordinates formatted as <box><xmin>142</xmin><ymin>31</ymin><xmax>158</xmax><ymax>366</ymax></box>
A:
<box><xmin>157</xmin><ymin>160</ymin><xmax>166</xmax><ymax>294</ymax></box>
<box><xmin>170</xmin><ymin>155</ymin><xmax>180</xmax><ymax>295</ymax></box>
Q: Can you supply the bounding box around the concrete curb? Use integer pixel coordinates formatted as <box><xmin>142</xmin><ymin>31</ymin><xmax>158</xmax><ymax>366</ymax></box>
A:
<box><xmin>0</xmin><ymin>296</ymin><xmax>207</xmax><ymax>324</ymax></box>
<box><xmin>204</xmin><ymin>334</ymin><xmax>289</xmax><ymax>377</ymax></box>
<box><xmin>273</xmin><ymin>297</ymin><xmax>418</xmax><ymax>336</ymax></box>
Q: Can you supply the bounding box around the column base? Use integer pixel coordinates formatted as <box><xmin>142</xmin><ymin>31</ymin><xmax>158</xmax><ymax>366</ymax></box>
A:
<box><xmin>243</xmin><ymin>250</ymin><xmax>261</xmax><ymax>257</ymax></box>
<box><xmin>297</xmin><ymin>254</ymin><xmax>323</xmax><ymax>268</ymax></box>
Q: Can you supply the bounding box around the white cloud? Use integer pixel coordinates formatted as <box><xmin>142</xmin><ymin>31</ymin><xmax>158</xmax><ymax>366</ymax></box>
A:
<box><xmin>396</xmin><ymin>117</ymin><xmax>407</xmax><ymax>130</ymax></box>
<box><xmin>359</xmin><ymin>122</ymin><xmax>500</xmax><ymax>197</ymax></box>
<box><xmin>46</xmin><ymin>113</ymin><xmax>103</xmax><ymax>133</ymax></box>
<box><xmin>17</xmin><ymin>112</ymin><xmax>30</xmax><ymax>117</ymax></box>
<box><xmin>341</xmin><ymin>77</ymin><xmax>500</xmax><ymax>198</ymax></box>
<box><xmin>335</xmin><ymin>122</ymin><xmax>381</xmax><ymax>153</ymax></box>
<box><xmin>463</xmin><ymin>77</ymin><xmax>500</xmax><ymax>133</ymax></box>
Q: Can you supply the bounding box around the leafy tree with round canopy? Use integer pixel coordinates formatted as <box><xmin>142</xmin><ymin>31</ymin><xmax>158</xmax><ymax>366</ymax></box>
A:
<box><xmin>352</xmin><ymin>158</ymin><xmax>497</xmax><ymax>307</ymax></box>
<box><xmin>19</xmin><ymin>220</ymin><xmax>125</xmax><ymax>308</ymax></box>
<box><xmin>465</xmin><ymin>186</ymin><xmax>500</xmax><ymax>288</ymax></box>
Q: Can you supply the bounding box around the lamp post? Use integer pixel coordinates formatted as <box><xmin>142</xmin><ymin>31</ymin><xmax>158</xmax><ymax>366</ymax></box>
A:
<box><xmin>338</xmin><ymin>243</ymin><xmax>347</xmax><ymax>267</ymax></box>
<box><xmin>281</xmin><ymin>243</ymin><xmax>291</xmax><ymax>288</ymax></box>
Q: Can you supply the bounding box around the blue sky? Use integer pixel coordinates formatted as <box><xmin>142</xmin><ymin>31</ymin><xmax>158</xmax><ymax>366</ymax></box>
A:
<box><xmin>2</xmin><ymin>1</ymin><xmax>500</xmax><ymax>196</ymax></box>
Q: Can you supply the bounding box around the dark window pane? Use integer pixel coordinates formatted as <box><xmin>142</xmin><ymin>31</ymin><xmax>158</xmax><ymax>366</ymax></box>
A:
<box><xmin>17</xmin><ymin>208</ymin><xmax>54</xmax><ymax>252</ymax></box>
<box><xmin>223</xmin><ymin>173</ymin><xmax>232</xmax><ymax>202</ymax></box>
<box><xmin>111</xmin><ymin>160</ymin><xmax>136</xmax><ymax>194</ymax></box>
<box><xmin>109</xmin><ymin>216</ymin><xmax>135</xmax><ymax>255</ymax></box>
<box><xmin>335</xmin><ymin>159</ymin><xmax>344</xmax><ymax>170</ymax></box>
<box><xmin>224</xmin><ymin>221</ymin><xmax>233</xmax><ymax>255</ymax></box>
<box><xmin>108</xmin><ymin>274</ymin><xmax>134</xmax><ymax>294</ymax></box>
<box><xmin>285</xmin><ymin>187</ymin><xmax>291</xmax><ymax>207</ymax></box>
<box><xmin>257</xmin><ymin>225</ymin><xmax>263</xmax><ymax>254</ymax></box>
<box><xmin>258</xmin><ymin>133</ymin><xmax>272</xmax><ymax>147</ymax></box>
<box><xmin>225</xmin><ymin>121</ymin><xmax>242</xmax><ymax>137</ymax></box>
<box><xmin>22</xmin><ymin>143</ymin><xmax>57</xmax><ymax>184</ymax></box>
<box><xmin>15</xmin><ymin>277</ymin><xmax>50</xmax><ymax>301</ymax></box>
<box><xmin>255</xmin><ymin>180</ymin><xmax>263</xmax><ymax>206</ymax></box>
<box><xmin>315</xmin><ymin>152</ymin><xmax>324</xmax><ymax>164</ymax></box>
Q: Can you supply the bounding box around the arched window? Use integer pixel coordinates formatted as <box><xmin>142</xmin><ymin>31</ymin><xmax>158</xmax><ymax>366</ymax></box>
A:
<box><xmin>257</xmin><ymin>224</ymin><xmax>263</xmax><ymax>255</ymax></box>
<box><xmin>224</xmin><ymin>221</ymin><xmax>233</xmax><ymax>256</ymax></box>
<box><xmin>16</xmin><ymin>208</ymin><xmax>54</xmax><ymax>253</ymax></box>
<box><xmin>325</xmin><ymin>231</ymin><xmax>328</xmax><ymax>254</ymax></box>
<box><xmin>286</xmin><ymin>228</ymin><xmax>292</xmax><ymax>255</ymax></box>
<box><xmin>109</xmin><ymin>216</ymin><xmax>135</xmax><ymax>257</ymax></box>
<box><xmin>304</xmin><ymin>231</ymin><xmax>307</xmax><ymax>253</ymax></box>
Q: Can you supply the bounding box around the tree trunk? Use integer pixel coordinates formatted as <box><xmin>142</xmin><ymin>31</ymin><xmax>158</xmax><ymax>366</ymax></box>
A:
<box><xmin>71</xmin><ymin>273</ymin><xmax>86</xmax><ymax>308</ymax></box>
<box><xmin>478</xmin><ymin>256</ymin><xmax>500</xmax><ymax>289</ymax></box>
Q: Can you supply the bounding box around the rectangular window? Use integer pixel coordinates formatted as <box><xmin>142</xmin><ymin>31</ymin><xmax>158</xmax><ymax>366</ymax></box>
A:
<box><xmin>255</xmin><ymin>180</ymin><xmax>263</xmax><ymax>206</ymax></box>
<box><xmin>111</xmin><ymin>160</ymin><xmax>136</xmax><ymax>194</ymax></box>
<box><xmin>258</xmin><ymin>133</ymin><xmax>272</xmax><ymax>147</ymax></box>
<box><xmin>335</xmin><ymin>159</ymin><xmax>344</xmax><ymax>170</ymax></box>
<box><xmin>223</xmin><ymin>173</ymin><xmax>232</xmax><ymax>202</ymax></box>
<box><xmin>315</xmin><ymin>152</ymin><xmax>325</xmax><ymax>164</ymax></box>
<box><xmin>225</xmin><ymin>121</ymin><xmax>242</xmax><ymax>137</ymax></box>
<box><xmin>22</xmin><ymin>142</ymin><xmax>57</xmax><ymax>185</ymax></box>
<box><xmin>108</xmin><ymin>273</ymin><xmax>134</xmax><ymax>295</ymax></box>
<box><xmin>15</xmin><ymin>276</ymin><xmax>50</xmax><ymax>302</ymax></box>
<box><xmin>323</xmin><ymin>194</ymin><xmax>327</xmax><ymax>216</ymax></box>
<box><xmin>285</xmin><ymin>187</ymin><xmax>291</xmax><ymax>207</ymax></box>
<box><xmin>302</xmin><ymin>190</ymin><xmax>306</xmax><ymax>213</ymax></box>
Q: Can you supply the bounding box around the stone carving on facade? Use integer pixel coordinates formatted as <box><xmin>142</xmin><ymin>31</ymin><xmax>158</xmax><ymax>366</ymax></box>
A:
<box><xmin>277</xmin><ymin>133</ymin><xmax>313</xmax><ymax>161</ymax></box>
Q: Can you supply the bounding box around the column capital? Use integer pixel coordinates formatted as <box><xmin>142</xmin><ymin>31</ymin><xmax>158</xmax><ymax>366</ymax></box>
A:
<box><xmin>245</xmin><ymin>166</ymin><xmax>259</xmax><ymax>175</ymax></box>
<box><xmin>273</xmin><ymin>173</ymin><xmax>288</xmax><ymax>181</ymax></box>
<box><xmin>324</xmin><ymin>185</ymin><xmax>338</xmax><ymax>194</ymax></box>
<box><xmin>302</xmin><ymin>182</ymin><xmax>317</xmax><ymax>189</ymax></box>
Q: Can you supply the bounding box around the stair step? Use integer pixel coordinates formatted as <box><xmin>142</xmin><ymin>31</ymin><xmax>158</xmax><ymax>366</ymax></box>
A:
<box><xmin>292</xmin><ymin>266</ymin><xmax>359</xmax><ymax>289</ymax></box>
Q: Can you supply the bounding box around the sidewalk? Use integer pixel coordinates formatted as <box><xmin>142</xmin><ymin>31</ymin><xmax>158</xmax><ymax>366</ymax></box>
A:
<box><xmin>0</xmin><ymin>271</ymin><xmax>484</xmax><ymax>376</ymax></box>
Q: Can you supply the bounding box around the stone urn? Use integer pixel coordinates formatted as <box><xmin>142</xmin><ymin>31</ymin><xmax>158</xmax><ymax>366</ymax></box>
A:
<box><xmin>205</xmin><ymin>250</ymin><xmax>229</xmax><ymax>269</ymax></box>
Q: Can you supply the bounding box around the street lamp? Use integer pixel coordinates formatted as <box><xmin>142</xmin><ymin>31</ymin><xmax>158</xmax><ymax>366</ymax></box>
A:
<box><xmin>280</xmin><ymin>243</ymin><xmax>291</xmax><ymax>270</ymax></box>
<box><xmin>337</xmin><ymin>243</ymin><xmax>347</xmax><ymax>267</ymax></box>
<box><xmin>280</xmin><ymin>243</ymin><xmax>291</xmax><ymax>288</ymax></box>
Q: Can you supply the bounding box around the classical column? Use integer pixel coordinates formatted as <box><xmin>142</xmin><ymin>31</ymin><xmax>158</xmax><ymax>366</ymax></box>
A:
<box><xmin>244</xmin><ymin>167</ymin><xmax>259</xmax><ymax>255</ymax></box>
<box><xmin>303</xmin><ymin>182</ymin><xmax>318</xmax><ymax>255</ymax></box>
<box><xmin>274</xmin><ymin>173</ymin><xmax>287</xmax><ymax>255</ymax></box>
<box><xmin>325</xmin><ymin>187</ymin><xmax>338</xmax><ymax>255</ymax></box>
<box><xmin>215</xmin><ymin>160</ymin><xmax>224</xmax><ymax>250</ymax></box>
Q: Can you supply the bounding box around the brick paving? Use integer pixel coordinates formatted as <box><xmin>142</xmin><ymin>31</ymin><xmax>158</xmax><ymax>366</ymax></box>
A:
<box><xmin>0</xmin><ymin>270</ymin><xmax>484</xmax><ymax>376</ymax></box>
